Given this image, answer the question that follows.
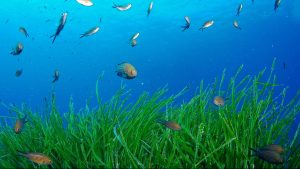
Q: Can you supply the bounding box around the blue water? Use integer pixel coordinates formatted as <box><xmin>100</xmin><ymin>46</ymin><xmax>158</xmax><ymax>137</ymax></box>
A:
<box><xmin>0</xmin><ymin>0</ymin><xmax>299</xmax><ymax>124</ymax></box>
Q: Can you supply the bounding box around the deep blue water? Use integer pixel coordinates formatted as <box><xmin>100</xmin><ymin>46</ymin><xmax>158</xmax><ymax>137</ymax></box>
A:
<box><xmin>0</xmin><ymin>0</ymin><xmax>299</xmax><ymax>128</ymax></box>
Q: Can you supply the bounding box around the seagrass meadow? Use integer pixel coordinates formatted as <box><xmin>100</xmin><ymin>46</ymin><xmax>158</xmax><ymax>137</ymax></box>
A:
<box><xmin>0</xmin><ymin>62</ymin><xmax>300</xmax><ymax>169</ymax></box>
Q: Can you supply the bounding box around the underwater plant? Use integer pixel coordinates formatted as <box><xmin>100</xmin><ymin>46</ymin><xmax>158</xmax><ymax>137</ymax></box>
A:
<box><xmin>0</xmin><ymin>60</ymin><xmax>300</xmax><ymax>168</ymax></box>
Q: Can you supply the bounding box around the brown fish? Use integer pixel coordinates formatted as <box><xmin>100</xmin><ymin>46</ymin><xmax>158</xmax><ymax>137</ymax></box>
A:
<box><xmin>14</xmin><ymin>115</ymin><xmax>27</xmax><ymax>134</ymax></box>
<box><xmin>157</xmin><ymin>119</ymin><xmax>181</xmax><ymax>131</ymax></box>
<box><xmin>250</xmin><ymin>148</ymin><xmax>283</xmax><ymax>164</ymax></box>
<box><xmin>17</xmin><ymin>150</ymin><xmax>52</xmax><ymax>165</ymax></box>
<box><xmin>116</xmin><ymin>62</ymin><xmax>137</xmax><ymax>79</ymax></box>
<box><xmin>19</xmin><ymin>27</ymin><xmax>29</xmax><ymax>37</ymax></box>
<box><xmin>15</xmin><ymin>69</ymin><xmax>23</xmax><ymax>77</ymax></box>
<box><xmin>10</xmin><ymin>42</ymin><xmax>23</xmax><ymax>55</ymax></box>
<box><xmin>200</xmin><ymin>20</ymin><xmax>214</xmax><ymax>32</ymax></box>
<box><xmin>52</xmin><ymin>70</ymin><xmax>60</xmax><ymax>83</ymax></box>
<box><xmin>213</xmin><ymin>96</ymin><xmax>225</xmax><ymax>107</ymax></box>
<box><xmin>260</xmin><ymin>144</ymin><xmax>284</xmax><ymax>154</ymax></box>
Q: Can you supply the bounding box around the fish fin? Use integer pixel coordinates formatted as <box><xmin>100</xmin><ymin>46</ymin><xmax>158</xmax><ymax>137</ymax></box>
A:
<box><xmin>112</xmin><ymin>2</ymin><xmax>117</xmax><ymax>8</ymax></box>
<box><xmin>51</xmin><ymin>35</ymin><xmax>57</xmax><ymax>44</ymax></box>
<box><xmin>156</xmin><ymin>119</ymin><xmax>166</xmax><ymax>124</ymax></box>
<box><xmin>249</xmin><ymin>148</ymin><xmax>258</xmax><ymax>156</ymax></box>
<box><xmin>80</xmin><ymin>34</ymin><xmax>85</xmax><ymax>38</ymax></box>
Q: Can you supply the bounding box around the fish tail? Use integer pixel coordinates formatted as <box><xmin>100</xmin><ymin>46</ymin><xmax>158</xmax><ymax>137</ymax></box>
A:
<box><xmin>16</xmin><ymin>150</ymin><xmax>25</xmax><ymax>156</ymax></box>
<box><xmin>112</xmin><ymin>2</ymin><xmax>117</xmax><ymax>8</ymax></box>
<box><xmin>156</xmin><ymin>119</ymin><xmax>166</xmax><ymax>124</ymax></box>
<box><xmin>52</xmin><ymin>35</ymin><xmax>57</xmax><ymax>44</ymax></box>
<box><xmin>80</xmin><ymin>34</ymin><xmax>85</xmax><ymax>38</ymax></box>
<box><xmin>249</xmin><ymin>148</ymin><xmax>258</xmax><ymax>156</ymax></box>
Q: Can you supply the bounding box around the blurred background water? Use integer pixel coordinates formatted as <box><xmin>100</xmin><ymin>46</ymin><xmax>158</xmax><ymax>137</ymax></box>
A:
<box><xmin>0</xmin><ymin>0</ymin><xmax>299</xmax><ymax>128</ymax></box>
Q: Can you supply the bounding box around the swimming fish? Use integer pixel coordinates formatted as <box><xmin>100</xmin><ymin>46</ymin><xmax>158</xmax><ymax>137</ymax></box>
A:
<box><xmin>52</xmin><ymin>70</ymin><xmax>60</xmax><ymax>83</ymax></box>
<box><xmin>147</xmin><ymin>1</ymin><xmax>153</xmax><ymax>17</ymax></box>
<box><xmin>19</xmin><ymin>27</ymin><xmax>29</xmax><ymax>37</ymax></box>
<box><xmin>274</xmin><ymin>0</ymin><xmax>281</xmax><ymax>12</ymax></box>
<box><xmin>14</xmin><ymin>115</ymin><xmax>27</xmax><ymax>134</ymax></box>
<box><xmin>283</xmin><ymin>62</ymin><xmax>286</xmax><ymax>70</ymax></box>
<box><xmin>80</xmin><ymin>26</ymin><xmax>99</xmax><ymax>38</ymax></box>
<box><xmin>112</xmin><ymin>3</ymin><xmax>132</xmax><ymax>11</ymax></box>
<box><xmin>250</xmin><ymin>148</ymin><xmax>283</xmax><ymax>164</ymax></box>
<box><xmin>200</xmin><ymin>20</ymin><xmax>214</xmax><ymax>32</ymax></box>
<box><xmin>237</xmin><ymin>3</ymin><xmax>243</xmax><ymax>16</ymax></box>
<box><xmin>131</xmin><ymin>39</ymin><xmax>137</xmax><ymax>47</ymax></box>
<box><xmin>116</xmin><ymin>62</ymin><xmax>137</xmax><ymax>79</ymax></box>
<box><xmin>181</xmin><ymin>16</ymin><xmax>191</xmax><ymax>31</ymax></box>
<box><xmin>76</xmin><ymin>0</ymin><xmax>93</xmax><ymax>7</ymax></box>
<box><xmin>15</xmin><ymin>69</ymin><xmax>23</xmax><ymax>77</ymax></box>
<box><xmin>259</xmin><ymin>144</ymin><xmax>284</xmax><ymax>154</ymax></box>
<box><xmin>50</xmin><ymin>12</ymin><xmax>68</xmax><ymax>44</ymax></box>
<box><xmin>17</xmin><ymin>151</ymin><xmax>52</xmax><ymax>165</ymax></box>
<box><xmin>10</xmin><ymin>42</ymin><xmax>23</xmax><ymax>55</ymax></box>
<box><xmin>213</xmin><ymin>96</ymin><xmax>225</xmax><ymax>107</ymax></box>
<box><xmin>157</xmin><ymin>119</ymin><xmax>182</xmax><ymax>131</ymax></box>
<box><xmin>130</xmin><ymin>32</ymin><xmax>140</xmax><ymax>41</ymax></box>
<box><xmin>233</xmin><ymin>20</ymin><xmax>241</xmax><ymax>30</ymax></box>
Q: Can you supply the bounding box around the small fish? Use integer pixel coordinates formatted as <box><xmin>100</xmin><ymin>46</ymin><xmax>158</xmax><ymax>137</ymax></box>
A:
<box><xmin>157</xmin><ymin>119</ymin><xmax>182</xmax><ymax>131</ymax></box>
<box><xmin>14</xmin><ymin>115</ymin><xmax>27</xmax><ymax>134</ymax></box>
<box><xmin>50</xmin><ymin>12</ymin><xmax>68</xmax><ymax>44</ymax></box>
<box><xmin>147</xmin><ymin>1</ymin><xmax>153</xmax><ymax>17</ymax></box>
<box><xmin>233</xmin><ymin>20</ymin><xmax>241</xmax><ymax>30</ymax></box>
<box><xmin>237</xmin><ymin>3</ymin><xmax>243</xmax><ymax>16</ymax></box>
<box><xmin>10</xmin><ymin>42</ymin><xmax>23</xmax><ymax>55</ymax></box>
<box><xmin>259</xmin><ymin>144</ymin><xmax>284</xmax><ymax>154</ymax></box>
<box><xmin>19</xmin><ymin>27</ymin><xmax>29</xmax><ymax>37</ymax></box>
<box><xmin>112</xmin><ymin>3</ymin><xmax>132</xmax><ymax>11</ymax></box>
<box><xmin>283</xmin><ymin>62</ymin><xmax>286</xmax><ymax>70</ymax></box>
<box><xmin>116</xmin><ymin>62</ymin><xmax>137</xmax><ymax>79</ymax></box>
<box><xmin>181</xmin><ymin>16</ymin><xmax>191</xmax><ymax>31</ymax></box>
<box><xmin>250</xmin><ymin>148</ymin><xmax>283</xmax><ymax>164</ymax></box>
<box><xmin>274</xmin><ymin>0</ymin><xmax>281</xmax><ymax>12</ymax></box>
<box><xmin>52</xmin><ymin>70</ymin><xmax>60</xmax><ymax>83</ymax></box>
<box><xmin>130</xmin><ymin>32</ymin><xmax>140</xmax><ymax>41</ymax></box>
<box><xmin>200</xmin><ymin>20</ymin><xmax>214</xmax><ymax>31</ymax></box>
<box><xmin>80</xmin><ymin>26</ymin><xmax>99</xmax><ymax>38</ymax></box>
<box><xmin>15</xmin><ymin>69</ymin><xmax>23</xmax><ymax>77</ymax></box>
<box><xmin>131</xmin><ymin>39</ymin><xmax>137</xmax><ymax>47</ymax></box>
<box><xmin>213</xmin><ymin>96</ymin><xmax>225</xmax><ymax>107</ymax></box>
<box><xmin>76</xmin><ymin>0</ymin><xmax>93</xmax><ymax>7</ymax></box>
<box><xmin>99</xmin><ymin>17</ymin><xmax>102</xmax><ymax>23</ymax></box>
<box><xmin>17</xmin><ymin>150</ymin><xmax>52</xmax><ymax>165</ymax></box>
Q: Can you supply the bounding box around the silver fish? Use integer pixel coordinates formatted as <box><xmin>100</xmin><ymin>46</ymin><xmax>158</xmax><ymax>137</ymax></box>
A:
<box><xmin>112</xmin><ymin>3</ymin><xmax>132</xmax><ymax>11</ymax></box>
<box><xmin>80</xmin><ymin>27</ymin><xmax>99</xmax><ymax>38</ymax></box>
<box><xmin>50</xmin><ymin>12</ymin><xmax>68</xmax><ymax>44</ymax></box>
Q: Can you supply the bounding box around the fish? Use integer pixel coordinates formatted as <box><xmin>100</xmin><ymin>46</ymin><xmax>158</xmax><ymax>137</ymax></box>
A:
<box><xmin>50</xmin><ymin>12</ymin><xmax>68</xmax><ymax>44</ymax></box>
<box><xmin>10</xmin><ymin>42</ymin><xmax>23</xmax><ymax>55</ymax></box>
<box><xmin>200</xmin><ymin>20</ymin><xmax>214</xmax><ymax>32</ymax></box>
<box><xmin>15</xmin><ymin>69</ymin><xmax>23</xmax><ymax>77</ymax></box>
<box><xmin>250</xmin><ymin>148</ymin><xmax>283</xmax><ymax>164</ymax></box>
<box><xmin>17</xmin><ymin>150</ymin><xmax>52</xmax><ymax>165</ymax></box>
<box><xmin>116</xmin><ymin>62</ymin><xmax>137</xmax><ymax>79</ymax></box>
<box><xmin>283</xmin><ymin>62</ymin><xmax>286</xmax><ymax>70</ymax></box>
<box><xmin>181</xmin><ymin>16</ymin><xmax>191</xmax><ymax>31</ymax></box>
<box><xmin>259</xmin><ymin>144</ymin><xmax>284</xmax><ymax>154</ymax></box>
<box><xmin>14</xmin><ymin>115</ymin><xmax>27</xmax><ymax>134</ymax></box>
<box><xmin>19</xmin><ymin>27</ymin><xmax>29</xmax><ymax>37</ymax></box>
<box><xmin>147</xmin><ymin>1</ymin><xmax>153</xmax><ymax>17</ymax></box>
<box><xmin>233</xmin><ymin>20</ymin><xmax>241</xmax><ymax>30</ymax></box>
<box><xmin>130</xmin><ymin>32</ymin><xmax>140</xmax><ymax>41</ymax></box>
<box><xmin>213</xmin><ymin>96</ymin><xmax>225</xmax><ymax>107</ymax></box>
<box><xmin>131</xmin><ymin>39</ymin><xmax>137</xmax><ymax>47</ymax></box>
<box><xmin>52</xmin><ymin>70</ymin><xmax>60</xmax><ymax>83</ymax></box>
<box><xmin>274</xmin><ymin>0</ymin><xmax>281</xmax><ymax>12</ymax></box>
<box><xmin>76</xmin><ymin>0</ymin><xmax>93</xmax><ymax>7</ymax></box>
<box><xmin>112</xmin><ymin>3</ymin><xmax>132</xmax><ymax>11</ymax></box>
<box><xmin>157</xmin><ymin>119</ymin><xmax>182</xmax><ymax>131</ymax></box>
<box><xmin>80</xmin><ymin>26</ymin><xmax>99</xmax><ymax>38</ymax></box>
<box><xmin>237</xmin><ymin>3</ymin><xmax>243</xmax><ymax>16</ymax></box>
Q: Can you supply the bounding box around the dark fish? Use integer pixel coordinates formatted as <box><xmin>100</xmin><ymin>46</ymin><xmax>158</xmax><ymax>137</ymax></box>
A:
<box><xmin>259</xmin><ymin>144</ymin><xmax>284</xmax><ymax>154</ymax></box>
<box><xmin>17</xmin><ymin>150</ymin><xmax>52</xmax><ymax>165</ymax></box>
<box><xmin>157</xmin><ymin>119</ymin><xmax>182</xmax><ymax>131</ymax></box>
<box><xmin>283</xmin><ymin>62</ymin><xmax>286</xmax><ymax>70</ymax></box>
<box><xmin>274</xmin><ymin>0</ymin><xmax>281</xmax><ymax>12</ymax></box>
<box><xmin>14</xmin><ymin>115</ymin><xmax>27</xmax><ymax>134</ymax></box>
<box><xmin>50</xmin><ymin>12</ymin><xmax>68</xmax><ymax>44</ymax></box>
<box><xmin>15</xmin><ymin>69</ymin><xmax>23</xmax><ymax>77</ymax></box>
<box><xmin>10</xmin><ymin>42</ymin><xmax>23</xmax><ymax>55</ymax></box>
<box><xmin>19</xmin><ymin>27</ymin><xmax>29</xmax><ymax>37</ymax></box>
<box><xmin>181</xmin><ymin>16</ymin><xmax>191</xmax><ymax>31</ymax></box>
<box><xmin>99</xmin><ymin>17</ymin><xmax>102</xmax><ymax>23</ymax></box>
<box><xmin>250</xmin><ymin>148</ymin><xmax>283</xmax><ymax>164</ymax></box>
<box><xmin>116</xmin><ymin>62</ymin><xmax>137</xmax><ymax>79</ymax></box>
<box><xmin>237</xmin><ymin>3</ymin><xmax>243</xmax><ymax>16</ymax></box>
<box><xmin>52</xmin><ymin>70</ymin><xmax>60</xmax><ymax>83</ymax></box>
